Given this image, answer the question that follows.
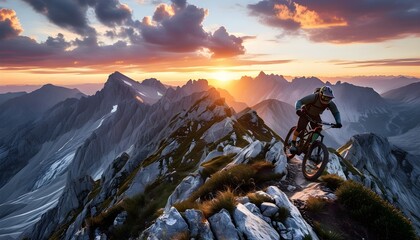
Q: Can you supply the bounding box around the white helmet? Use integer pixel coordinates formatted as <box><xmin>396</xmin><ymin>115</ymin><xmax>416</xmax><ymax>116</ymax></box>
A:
<box><xmin>319</xmin><ymin>86</ymin><xmax>334</xmax><ymax>104</ymax></box>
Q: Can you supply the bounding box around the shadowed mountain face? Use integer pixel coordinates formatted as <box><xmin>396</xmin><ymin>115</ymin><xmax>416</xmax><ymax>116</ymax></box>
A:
<box><xmin>338</xmin><ymin>133</ymin><xmax>420</xmax><ymax>233</ymax></box>
<box><xmin>340</xmin><ymin>76</ymin><xmax>420</xmax><ymax>94</ymax></box>
<box><xmin>0</xmin><ymin>84</ymin><xmax>85</xmax><ymax>137</ymax></box>
<box><xmin>0</xmin><ymin>92</ymin><xmax>26</xmax><ymax>105</ymax></box>
<box><xmin>0</xmin><ymin>72</ymin><xmax>233</xmax><ymax>239</ymax></box>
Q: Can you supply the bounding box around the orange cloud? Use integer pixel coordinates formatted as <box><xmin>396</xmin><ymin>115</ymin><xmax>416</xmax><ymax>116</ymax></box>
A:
<box><xmin>0</xmin><ymin>9</ymin><xmax>23</xmax><ymax>39</ymax></box>
<box><xmin>274</xmin><ymin>3</ymin><xmax>346</xmax><ymax>29</ymax></box>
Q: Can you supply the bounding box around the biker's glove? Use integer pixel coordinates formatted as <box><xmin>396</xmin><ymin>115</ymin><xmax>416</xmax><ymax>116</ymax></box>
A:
<box><xmin>296</xmin><ymin>109</ymin><xmax>304</xmax><ymax>116</ymax></box>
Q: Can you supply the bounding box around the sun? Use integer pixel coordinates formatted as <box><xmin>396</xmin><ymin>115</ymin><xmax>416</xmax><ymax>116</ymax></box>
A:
<box><xmin>210</xmin><ymin>71</ymin><xmax>236</xmax><ymax>88</ymax></box>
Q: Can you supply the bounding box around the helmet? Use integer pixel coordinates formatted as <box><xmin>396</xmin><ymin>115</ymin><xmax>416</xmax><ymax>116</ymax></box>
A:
<box><xmin>319</xmin><ymin>86</ymin><xmax>334</xmax><ymax>104</ymax></box>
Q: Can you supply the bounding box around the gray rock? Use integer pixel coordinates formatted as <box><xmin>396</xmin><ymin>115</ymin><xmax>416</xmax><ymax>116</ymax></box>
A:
<box><xmin>73</xmin><ymin>227</ymin><xmax>90</xmax><ymax>240</ymax></box>
<box><xmin>237</xmin><ymin>196</ymin><xmax>250</xmax><ymax>204</ymax></box>
<box><xmin>113</xmin><ymin>211</ymin><xmax>128</xmax><ymax>226</ymax></box>
<box><xmin>185</xmin><ymin>209</ymin><xmax>214</xmax><ymax>239</ymax></box>
<box><xmin>233</xmin><ymin>203</ymin><xmax>280</xmax><ymax>240</ymax></box>
<box><xmin>65</xmin><ymin>205</ymin><xmax>89</xmax><ymax>240</ymax></box>
<box><xmin>260</xmin><ymin>202</ymin><xmax>279</xmax><ymax>218</ymax></box>
<box><xmin>208</xmin><ymin>209</ymin><xmax>240</xmax><ymax>240</ymax></box>
<box><xmin>266</xmin><ymin>186</ymin><xmax>319</xmax><ymax>240</ymax></box>
<box><xmin>165</xmin><ymin>174</ymin><xmax>204</xmax><ymax>211</ymax></box>
<box><xmin>140</xmin><ymin>207</ymin><xmax>188</xmax><ymax>240</ymax></box>
<box><xmin>244</xmin><ymin>202</ymin><xmax>272</xmax><ymax>225</ymax></box>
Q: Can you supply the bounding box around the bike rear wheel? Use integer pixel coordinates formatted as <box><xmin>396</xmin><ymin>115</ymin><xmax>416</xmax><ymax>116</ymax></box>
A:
<box><xmin>283</xmin><ymin>126</ymin><xmax>296</xmax><ymax>160</ymax></box>
<box><xmin>302</xmin><ymin>141</ymin><xmax>329</xmax><ymax>181</ymax></box>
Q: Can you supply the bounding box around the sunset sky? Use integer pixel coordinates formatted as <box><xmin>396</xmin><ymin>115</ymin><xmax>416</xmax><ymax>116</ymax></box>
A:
<box><xmin>1</xmin><ymin>0</ymin><xmax>420</xmax><ymax>86</ymax></box>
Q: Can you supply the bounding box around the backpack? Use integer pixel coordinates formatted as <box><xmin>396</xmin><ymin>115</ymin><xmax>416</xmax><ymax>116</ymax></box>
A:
<box><xmin>313</xmin><ymin>87</ymin><xmax>321</xmax><ymax>94</ymax></box>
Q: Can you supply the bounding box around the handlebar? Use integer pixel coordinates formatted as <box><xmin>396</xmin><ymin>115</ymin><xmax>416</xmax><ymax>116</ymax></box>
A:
<box><xmin>303</xmin><ymin>113</ymin><xmax>336</xmax><ymax>127</ymax></box>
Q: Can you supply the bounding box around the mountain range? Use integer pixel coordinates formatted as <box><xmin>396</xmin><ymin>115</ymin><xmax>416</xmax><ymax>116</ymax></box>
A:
<box><xmin>0</xmin><ymin>72</ymin><xmax>418</xmax><ymax>239</ymax></box>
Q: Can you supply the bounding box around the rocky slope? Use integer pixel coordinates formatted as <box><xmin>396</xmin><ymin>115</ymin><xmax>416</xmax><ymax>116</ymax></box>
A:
<box><xmin>0</xmin><ymin>84</ymin><xmax>84</xmax><ymax>137</ymax></box>
<box><xmin>336</xmin><ymin>133</ymin><xmax>420</xmax><ymax>233</ymax></box>
<box><xmin>0</xmin><ymin>72</ymin><xmax>171</xmax><ymax>238</ymax></box>
<box><xmin>19</xmin><ymin>81</ymin><xmax>324</xmax><ymax>239</ymax></box>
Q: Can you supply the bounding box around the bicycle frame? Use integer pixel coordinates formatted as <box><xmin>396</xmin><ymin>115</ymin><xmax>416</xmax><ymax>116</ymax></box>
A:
<box><xmin>296</xmin><ymin>114</ymin><xmax>334</xmax><ymax>154</ymax></box>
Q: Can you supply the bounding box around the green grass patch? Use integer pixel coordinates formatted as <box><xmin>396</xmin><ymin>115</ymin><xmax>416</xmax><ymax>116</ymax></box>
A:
<box><xmin>200</xmin><ymin>155</ymin><xmax>234</xmax><ymax>179</ymax></box>
<box><xmin>87</xmin><ymin>203</ymin><xmax>124</xmax><ymax>232</ymax></box>
<box><xmin>173</xmin><ymin>199</ymin><xmax>199</xmax><ymax>213</ymax></box>
<box><xmin>313</xmin><ymin>221</ymin><xmax>345</xmax><ymax>240</ymax></box>
<box><xmin>306</xmin><ymin>196</ymin><xmax>326</xmax><ymax>213</ymax></box>
<box><xmin>336</xmin><ymin>181</ymin><xmax>417</xmax><ymax>240</ymax></box>
<box><xmin>320</xmin><ymin>174</ymin><xmax>345</xmax><ymax>191</ymax></box>
<box><xmin>191</xmin><ymin>161</ymin><xmax>281</xmax><ymax>201</ymax></box>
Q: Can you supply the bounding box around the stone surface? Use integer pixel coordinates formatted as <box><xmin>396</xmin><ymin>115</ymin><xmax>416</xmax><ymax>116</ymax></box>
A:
<box><xmin>260</xmin><ymin>202</ymin><xmax>279</xmax><ymax>218</ymax></box>
<box><xmin>165</xmin><ymin>174</ymin><xmax>204</xmax><ymax>211</ymax></box>
<box><xmin>266</xmin><ymin>186</ymin><xmax>319</xmax><ymax>240</ymax></box>
<box><xmin>233</xmin><ymin>203</ymin><xmax>280</xmax><ymax>240</ymax></box>
<box><xmin>208</xmin><ymin>209</ymin><xmax>240</xmax><ymax>240</ymax></box>
<box><xmin>184</xmin><ymin>209</ymin><xmax>214</xmax><ymax>240</ymax></box>
<box><xmin>140</xmin><ymin>207</ymin><xmax>189</xmax><ymax>240</ymax></box>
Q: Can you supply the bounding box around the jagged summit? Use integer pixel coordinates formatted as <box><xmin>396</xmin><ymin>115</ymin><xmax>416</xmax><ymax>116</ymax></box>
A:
<box><xmin>291</xmin><ymin>76</ymin><xmax>324</xmax><ymax>84</ymax></box>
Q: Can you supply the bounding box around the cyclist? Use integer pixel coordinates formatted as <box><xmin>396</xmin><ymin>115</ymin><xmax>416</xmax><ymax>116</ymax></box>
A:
<box><xmin>290</xmin><ymin>86</ymin><xmax>342</xmax><ymax>154</ymax></box>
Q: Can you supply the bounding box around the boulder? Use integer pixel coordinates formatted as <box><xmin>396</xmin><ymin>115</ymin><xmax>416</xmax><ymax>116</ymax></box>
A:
<box><xmin>140</xmin><ymin>207</ymin><xmax>188</xmax><ymax>240</ymax></box>
<box><xmin>208</xmin><ymin>209</ymin><xmax>240</xmax><ymax>240</ymax></box>
<box><xmin>165</xmin><ymin>174</ymin><xmax>204</xmax><ymax>211</ymax></box>
<box><xmin>266</xmin><ymin>186</ymin><xmax>319</xmax><ymax>240</ymax></box>
<box><xmin>260</xmin><ymin>202</ymin><xmax>279</xmax><ymax>218</ymax></box>
<box><xmin>233</xmin><ymin>203</ymin><xmax>280</xmax><ymax>240</ymax></box>
<box><xmin>185</xmin><ymin>209</ymin><xmax>214</xmax><ymax>239</ymax></box>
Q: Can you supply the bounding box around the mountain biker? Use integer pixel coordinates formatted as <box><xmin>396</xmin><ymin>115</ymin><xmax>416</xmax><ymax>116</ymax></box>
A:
<box><xmin>290</xmin><ymin>86</ymin><xmax>342</xmax><ymax>154</ymax></box>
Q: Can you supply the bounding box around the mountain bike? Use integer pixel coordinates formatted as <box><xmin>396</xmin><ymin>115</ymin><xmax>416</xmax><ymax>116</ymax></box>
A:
<box><xmin>283</xmin><ymin>114</ymin><xmax>337</xmax><ymax>181</ymax></box>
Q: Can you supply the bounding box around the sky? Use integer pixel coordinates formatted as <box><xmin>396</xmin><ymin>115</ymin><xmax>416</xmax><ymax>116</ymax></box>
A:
<box><xmin>1</xmin><ymin>0</ymin><xmax>420</xmax><ymax>86</ymax></box>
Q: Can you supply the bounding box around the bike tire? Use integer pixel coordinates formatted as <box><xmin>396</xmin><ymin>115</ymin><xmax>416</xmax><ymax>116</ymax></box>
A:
<box><xmin>283</xmin><ymin>126</ymin><xmax>296</xmax><ymax>160</ymax></box>
<box><xmin>302</xmin><ymin>141</ymin><xmax>329</xmax><ymax>181</ymax></box>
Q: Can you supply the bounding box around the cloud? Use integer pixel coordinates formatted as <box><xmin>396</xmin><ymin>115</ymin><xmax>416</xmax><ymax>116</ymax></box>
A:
<box><xmin>139</xmin><ymin>2</ymin><xmax>245</xmax><ymax>57</ymax></box>
<box><xmin>0</xmin><ymin>8</ymin><xmax>23</xmax><ymax>40</ymax></box>
<box><xmin>332</xmin><ymin>58</ymin><xmax>420</xmax><ymax>67</ymax></box>
<box><xmin>95</xmin><ymin>0</ymin><xmax>133</xmax><ymax>26</ymax></box>
<box><xmin>22</xmin><ymin>0</ymin><xmax>96</xmax><ymax>36</ymax></box>
<box><xmin>248</xmin><ymin>0</ymin><xmax>420</xmax><ymax>43</ymax></box>
<box><xmin>208</xmin><ymin>27</ymin><xmax>245</xmax><ymax>58</ymax></box>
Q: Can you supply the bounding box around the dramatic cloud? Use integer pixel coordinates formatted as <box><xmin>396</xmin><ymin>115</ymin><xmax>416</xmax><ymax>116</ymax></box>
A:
<box><xmin>139</xmin><ymin>1</ymin><xmax>245</xmax><ymax>57</ymax></box>
<box><xmin>208</xmin><ymin>27</ymin><xmax>245</xmax><ymax>58</ymax></box>
<box><xmin>0</xmin><ymin>0</ymin><xmax>251</xmax><ymax>74</ymax></box>
<box><xmin>0</xmin><ymin>8</ymin><xmax>22</xmax><ymax>40</ymax></box>
<box><xmin>95</xmin><ymin>0</ymin><xmax>133</xmax><ymax>26</ymax></box>
<box><xmin>22</xmin><ymin>0</ymin><xmax>96</xmax><ymax>36</ymax></box>
<box><xmin>248</xmin><ymin>0</ymin><xmax>420</xmax><ymax>43</ymax></box>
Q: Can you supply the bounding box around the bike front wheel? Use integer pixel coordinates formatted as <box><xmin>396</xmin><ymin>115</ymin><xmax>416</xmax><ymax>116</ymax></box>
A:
<box><xmin>302</xmin><ymin>141</ymin><xmax>329</xmax><ymax>181</ymax></box>
<box><xmin>283</xmin><ymin>126</ymin><xmax>296</xmax><ymax>160</ymax></box>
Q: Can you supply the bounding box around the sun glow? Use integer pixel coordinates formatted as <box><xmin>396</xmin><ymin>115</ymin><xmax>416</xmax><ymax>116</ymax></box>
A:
<box><xmin>211</xmin><ymin>71</ymin><xmax>234</xmax><ymax>82</ymax></box>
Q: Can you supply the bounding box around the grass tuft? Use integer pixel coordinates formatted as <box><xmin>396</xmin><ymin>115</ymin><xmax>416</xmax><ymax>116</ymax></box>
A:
<box><xmin>200</xmin><ymin>155</ymin><xmax>234</xmax><ymax>179</ymax></box>
<box><xmin>336</xmin><ymin>181</ymin><xmax>417</xmax><ymax>240</ymax></box>
<box><xmin>173</xmin><ymin>199</ymin><xmax>199</xmax><ymax>213</ymax></box>
<box><xmin>320</xmin><ymin>174</ymin><xmax>345</xmax><ymax>191</ymax></box>
<box><xmin>305</xmin><ymin>196</ymin><xmax>326</xmax><ymax>213</ymax></box>
<box><xmin>171</xmin><ymin>231</ymin><xmax>190</xmax><ymax>240</ymax></box>
<box><xmin>313</xmin><ymin>221</ymin><xmax>345</xmax><ymax>240</ymax></box>
<box><xmin>273</xmin><ymin>206</ymin><xmax>290</xmax><ymax>222</ymax></box>
<box><xmin>200</xmin><ymin>188</ymin><xmax>237</xmax><ymax>218</ymax></box>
